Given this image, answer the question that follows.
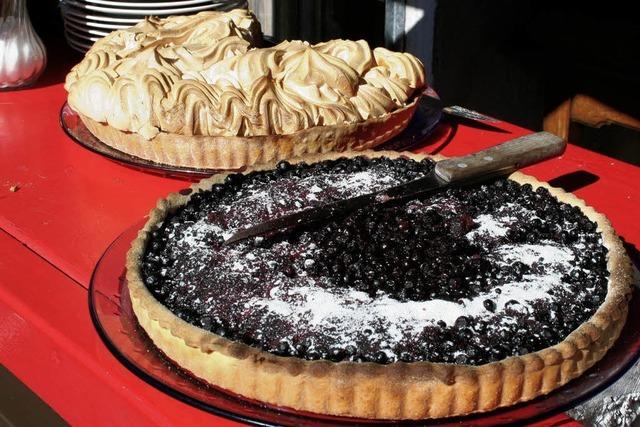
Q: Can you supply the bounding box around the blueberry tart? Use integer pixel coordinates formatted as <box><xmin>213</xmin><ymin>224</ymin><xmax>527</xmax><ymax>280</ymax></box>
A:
<box><xmin>64</xmin><ymin>10</ymin><xmax>425</xmax><ymax>170</ymax></box>
<box><xmin>126</xmin><ymin>151</ymin><xmax>634</xmax><ymax>419</ymax></box>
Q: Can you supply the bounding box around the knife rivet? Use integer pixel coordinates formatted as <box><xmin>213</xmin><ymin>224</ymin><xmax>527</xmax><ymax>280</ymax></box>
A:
<box><xmin>483</xmin><ymin>156</ymin><xmax>493</xmax><ymax>161</ymax></box>
<box><xmin>457</xmin><ymin>163</ymin><xmax>468</xmax><ymax>168</ymax></box>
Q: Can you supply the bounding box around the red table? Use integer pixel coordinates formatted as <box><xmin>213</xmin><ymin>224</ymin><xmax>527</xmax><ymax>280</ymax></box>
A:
<box><xmin>2</xmin><ymin>57</ymin><xmax>638</xmax><ymax>426</ymax></box>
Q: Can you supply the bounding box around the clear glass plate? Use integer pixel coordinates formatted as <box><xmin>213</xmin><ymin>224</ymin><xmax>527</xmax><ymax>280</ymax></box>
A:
<box><xmin>89</xmin><ymin>220</ymin><xmax>640</xmax><ymax>426</ymax></box>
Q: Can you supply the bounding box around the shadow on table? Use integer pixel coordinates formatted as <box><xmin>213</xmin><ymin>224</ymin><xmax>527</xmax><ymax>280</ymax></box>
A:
<box><xmin>427</xmin><ymin>122</ymin><xmax>458</xmax><ymax>154</ymax></box>
<box><xmin>622</xmin><ymin>239</ymin><xmax>640</xmax><ymax>272</ymax></box>
<box><xmin>548</xmin><ymin>170</ymin><xmax>600</xmax><ymax>192</ymax></box>
<box><xmin>547</xmin><ymin>170</ymin><xmax>640</xmax><ymax>270</ymax></box>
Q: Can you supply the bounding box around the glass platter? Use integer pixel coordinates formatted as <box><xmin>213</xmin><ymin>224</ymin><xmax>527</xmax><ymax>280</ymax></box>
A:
<box><xmin>90</xmin><ymin>219</ymin><xmax>640</xmax><ymax>426</ymax></box>
<box><xmin>60</xmin><ymin>88</ymin><xmax>443</xmax><ymax>181</ymax></box>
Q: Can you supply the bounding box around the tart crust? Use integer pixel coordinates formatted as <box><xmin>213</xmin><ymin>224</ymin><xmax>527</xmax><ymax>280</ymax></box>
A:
<box><xmin>78</xmin><ymin>97</ymin><xmax>419</xmax><ymax>170</ymax></box>
<box><xmin>126</xmin><ymin>150</ymin><xmax>635</xmax><ymax>420</ymax></box>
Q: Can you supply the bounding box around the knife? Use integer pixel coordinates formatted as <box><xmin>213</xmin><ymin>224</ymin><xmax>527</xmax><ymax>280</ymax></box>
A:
<box><xmin>224</xmin><ymin>131</ymin><xmax>565</xmax><ymax>245</ymax></box>
<box><xmin>422</xmin><ymin>95</ymin><xmax>499</xmax><ymax>124</ymax></box>
<box><xmin>376</xmin><ymin>94</ymin><xmax>508</xmax><ymax>152</ymax></box>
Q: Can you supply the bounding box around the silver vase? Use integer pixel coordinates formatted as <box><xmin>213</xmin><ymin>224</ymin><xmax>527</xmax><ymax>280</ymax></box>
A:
<box><xmin>0</xmin><ymin>0</ymin><xmax>47</xmax><ymax>89</ymax></box>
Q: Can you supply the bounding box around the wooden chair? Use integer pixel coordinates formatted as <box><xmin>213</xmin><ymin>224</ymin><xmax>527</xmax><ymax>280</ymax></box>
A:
<box><xmin>543</xmin><ymin>94</ymin><xmax>640</xmax><ymax>141</ymax></box>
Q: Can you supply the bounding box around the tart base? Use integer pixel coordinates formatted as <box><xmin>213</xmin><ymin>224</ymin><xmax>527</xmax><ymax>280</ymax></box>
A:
<box><xmin>79</xmin><ymin>98</ymin><xmax>419</xmax><ymax>170</ymax></box>
<box><xmin>126</xmin><ymin>150</ymin><xmax>635</xmax><ymax>420</ymax></box>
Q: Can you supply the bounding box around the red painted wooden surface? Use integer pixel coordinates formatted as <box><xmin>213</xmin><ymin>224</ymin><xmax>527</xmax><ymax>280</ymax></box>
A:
<box><xmin>5</xmin><ymin>55</ymin><xmax>638</xmax><ymax>426</ymax></box>
<box><xmin>0</xmin><ymin>229</ymin><xmax>240</xmax><ymax>426</ymax></box>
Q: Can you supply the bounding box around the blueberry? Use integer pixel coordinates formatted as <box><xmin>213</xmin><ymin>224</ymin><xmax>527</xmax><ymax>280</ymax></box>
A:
<box><xmin>209</xmin><ymin>184</ymin><xmax>224</xmax><ymax>196</ymax></box>
<box><xmin>294</xmin><ymin>342</ymin><xmax>307</xmax><ymax>355</ymax></box>
<box><xmin>276</xmin><ymin>341</ymin><xmax>291</xmax><ymax>356</ymax></box>
<box><xmin>199</xmin><ymin>316</ymin><xmax>212</xmax><ymax>330</ymax></box>
<box><xmin>344</xmin><ymin>345</ymin><xmax>357</xmax><ymax>357</ymax></box>
<box><xmin>455</xmin><ymin>353</ymin><xmax>468</xmax><ymax>364</ymax></box>
<box><xmin>374</xmin><ymin>351</ymin><xmax>388</xmax><ymax>364</ymax></box>
<box><xmin>399</xmin><ymin>351</ymin><xmax>413</xmax><ymax>362</ymax></box>
<box><xmin>454</xmin><ymin>316</ymin><xmax>469</xmax><ymax>329</ymax></box>
<box><xmin>329</xmin><ymin>347</ymin><xmax>344</xmax><ymax>362</ymax></box>
<box><xmin>306</xmin><ymin>349</ymin><xmax>320</xmax><ymax>360</ymax></box>
<box><xmin>224</xmin><ymin>173</ymin><xmax>242</xmax><ymax>185</ymax></box>
<box><xmin>541</xmin><ymin>329</ymin><xmax>554</xmax><ymax>341</ymax></box>
<box><xmin>277</xmin><ymin>160</ymin><xmax>291</xmax><ymax>172</ymax></box>
<box><xmin>483</xmin><ymin>299</ymin><xmax>497</xmax><ymax>312</ymax></box>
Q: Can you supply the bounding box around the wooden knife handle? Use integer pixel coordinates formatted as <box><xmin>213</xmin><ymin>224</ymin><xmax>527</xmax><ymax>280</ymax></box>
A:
<box><xmin>434</xmin><ymin>132</ymin><xmax>566</xmax><ymax>183</ymax></box>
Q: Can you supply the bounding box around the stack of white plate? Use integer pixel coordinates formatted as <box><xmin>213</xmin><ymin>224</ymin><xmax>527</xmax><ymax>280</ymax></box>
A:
<box><xmin>59</xmin><ymin>0</ymin><xmax>248</xmax><ymax>53</ymax></box>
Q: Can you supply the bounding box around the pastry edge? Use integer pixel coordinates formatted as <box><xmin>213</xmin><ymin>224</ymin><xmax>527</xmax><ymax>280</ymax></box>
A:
<box><xmin>78</xmin><ymin>96</ymin><xmax>420</xmax><ymax>170</ymax></box>
<box><xmin>125</xmin><ymin>150</ymin><xmax>635</xmax><ymax>420</ymax></box>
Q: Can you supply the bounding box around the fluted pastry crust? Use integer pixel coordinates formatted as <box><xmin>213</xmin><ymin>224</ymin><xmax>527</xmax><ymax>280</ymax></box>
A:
<box><xmin>126</xmin><ymin>150</ymin><xmax>635</xmax><ymax>420</ymax></box>
<box><xmin>78</xmin><ymin>96</ymin><xmax>418</xmax><ymax>169</ymax></box>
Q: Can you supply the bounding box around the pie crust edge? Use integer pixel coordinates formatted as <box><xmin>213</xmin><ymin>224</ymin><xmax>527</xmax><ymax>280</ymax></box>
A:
<box><xmin>125</xmin><ymin>150</ymin><xmax>634</xmax><ymax>420</ymax></box>
<box><xmin>78</xmin><ymin>96</ymin><xmax>420</xmax><ymax>170</ymax></box>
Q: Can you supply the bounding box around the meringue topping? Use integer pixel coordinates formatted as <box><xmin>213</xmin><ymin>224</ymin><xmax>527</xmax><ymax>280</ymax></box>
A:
<box><xmin>65</xmin><ymin>9</ymin><xmax>426</xmax><ymax>140</ymax></box>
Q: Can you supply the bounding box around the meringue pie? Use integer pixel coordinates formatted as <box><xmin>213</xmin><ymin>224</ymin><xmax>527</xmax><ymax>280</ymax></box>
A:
<box><xmin>64</xmin><ymin>10</ymin><xmax>426</xmax><ymax>169</ymax></box>
<box><xmin>126</xmin><ymin>151</ymin><xmax>634</xmax><ymax>419</ymax></box>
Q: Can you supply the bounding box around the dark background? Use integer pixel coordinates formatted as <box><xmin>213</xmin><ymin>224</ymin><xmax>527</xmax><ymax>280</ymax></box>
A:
<box><xmin>29</xmin><ymin>0</ymin><xmax>640</xmax><ymax>164</ymax></box>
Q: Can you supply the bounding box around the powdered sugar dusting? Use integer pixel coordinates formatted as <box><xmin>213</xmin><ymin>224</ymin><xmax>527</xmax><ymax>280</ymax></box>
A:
<box><xmin>468</xmin><ymin>214</ymin><xmax>511</xmax><ymax>238</ymax></box>
<box><xmin>497</xmin><ymin>243</ymin><xmax>574</xmax><ymax>266</ymax></box>
<box><xmin>466</xmin><ymin>203</ymin><xmax>536</xmax><ymax>240</ymax></box>
<box><xmin>177</xmin><ymin>220</ymin><xmax>227</xmax><ymax>252</ymax></box>
<box><xmin>191</xmin><ymin>170</ymin><xmax>402</xmax><ymax>237</ymax></box>
<box><xmin>246</xmin><ymin>236</ymin><xmax>575</xmax><ymax>349</ymax></box>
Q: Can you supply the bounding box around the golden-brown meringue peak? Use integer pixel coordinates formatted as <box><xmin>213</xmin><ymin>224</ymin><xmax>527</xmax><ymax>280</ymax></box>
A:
<box><xmin>372</xmin><ymin>47</ymin><xmax>425</xmax><ymax>89</ymax></box>
<box><xmin>314</xmin><ymin>39</ymin><xmax>375</xmax><ymax>75</ymax></box>
<box><xmin>278</xmin><ymin>47</ymin><xmax>360</xmax><ymax>100</ymax></box>
<box><xmin>65</xmin><ymin>10</ymin><xmax>427</xmax><ymax>140</ymax></box>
